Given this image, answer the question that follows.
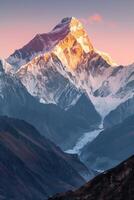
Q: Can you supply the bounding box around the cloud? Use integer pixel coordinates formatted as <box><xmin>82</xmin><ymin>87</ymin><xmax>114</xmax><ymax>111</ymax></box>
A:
<box><xmin>80</xmin><ymin>14</ymin><xmax>118</xmax><ymax>29</ymax></box>
<box><xmin>88</xmin><ymin>14</ymin><xmax>103</xmax><ymax>24</ymax></box>
<box><xmin>80</xmin><ymin>13</ymin><xmax>103</xmax><ymax>25</ymax></box>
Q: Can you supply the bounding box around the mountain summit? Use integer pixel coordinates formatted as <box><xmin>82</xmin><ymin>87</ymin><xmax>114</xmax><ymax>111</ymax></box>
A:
<box><xmin>7</xmin><ymin>17</ymin><xmax>94</xmax><ymax>70</ymax></box>
<box><xmin>53</xmin><ymin>17</ymin><xmax>94</xmax><ymax>70</ymax></box>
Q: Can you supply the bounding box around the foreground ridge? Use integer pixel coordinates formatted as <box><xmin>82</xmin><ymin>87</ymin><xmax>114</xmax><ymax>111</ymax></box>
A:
<box><xmin>49</xmin><ymin>155</ymin><xmax>134</xmax><ymax>200</ymax></box>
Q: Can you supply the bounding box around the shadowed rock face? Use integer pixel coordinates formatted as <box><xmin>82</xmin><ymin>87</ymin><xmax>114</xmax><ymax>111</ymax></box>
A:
<box><xmin>0</xmin><ymin>60</ymin><xmax>101</xmax><ymax>150</ymax></box>
<box><xmin>49</xmin><ymin>155</ymin><xmax>134</xmax><ymax>200</ymax></box>
<box><xmin>0</xmin><ymin>116</ymin><xmax>91</xmax><ymax>200</ymax></box>
<box><xmin>104</xmin><ymin>97</ymin><xmax>134</xmax><ymax>129</ymax></box>
<box><xmin>80</xmin><ymin>115</ymin><xmax>134</xmax><ymax>171</ymax></box>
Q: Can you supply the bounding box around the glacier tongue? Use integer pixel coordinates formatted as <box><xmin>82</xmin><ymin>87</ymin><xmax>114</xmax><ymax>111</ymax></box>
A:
<box><xmin>66</xmin><ymin>126</ymin><xmax>103</xmax><ymax>155</ymax></box>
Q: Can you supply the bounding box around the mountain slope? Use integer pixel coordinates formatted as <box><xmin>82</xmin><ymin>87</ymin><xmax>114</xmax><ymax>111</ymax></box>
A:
<box><xmin>0</xmin><ymin>116</ymin><xmax>92</xmax><ymax>200</ymax></box>
<box><xmin>80</xmin><ymin>115</ymin><xmax>134</xmax><ymax>171</ymax></box>
<box><xmin>68</xmin><ymin>94</ymin><xmax>101</xmax><ymax>129</ymax></box>
<box><xmin>104</xmin><ymin>97</ymin><xmax>134</xmax><ymax>128</ymax></box>
<box><xmin>0</xmin><ymin>59</ymin><xmax>101</xmax><ymax>149</ymax></box>
<box><xmin>49</xmin><ymin>155</ymin><xmax>134</xmax><ymax>200</ymax></box>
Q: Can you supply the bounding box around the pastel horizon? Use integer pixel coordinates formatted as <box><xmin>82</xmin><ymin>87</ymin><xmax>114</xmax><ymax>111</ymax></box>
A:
<box><xmin>1</xmin><ymin>0</ymin><xmax>134</xmax><ymax>65</ymax></box>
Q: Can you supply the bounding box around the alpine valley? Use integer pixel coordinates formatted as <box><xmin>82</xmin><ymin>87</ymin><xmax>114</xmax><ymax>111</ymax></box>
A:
<box><xmin>0</xmin><ymin>17</ymin><xmax>134</xmax><ymax>199</ymax></box>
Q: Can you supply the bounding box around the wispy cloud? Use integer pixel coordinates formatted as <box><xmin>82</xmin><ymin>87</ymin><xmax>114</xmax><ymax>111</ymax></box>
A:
<box><xmin>80</xmin><ymin>13</ymin><xmax>103</xmax><ymax>25</ymax></box>
<box><xmin>80</xmin><ymin>13</ymin><xmax>118</xmax><ymax>29</ymax></box>
<box><xmin>88</xmin><ymin>13</ymin><xmax>103</xmax><ymax>24</ymax></box>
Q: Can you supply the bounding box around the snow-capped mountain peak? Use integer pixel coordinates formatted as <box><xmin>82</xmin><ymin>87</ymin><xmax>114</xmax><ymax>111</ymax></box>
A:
<box><xmin>7</xmin><ymin>17</ymin><xmax>119</xmax><ymax>111</ymax></box>
<box><xmin>7</xmin><ymin>16</ymin><xmax>134</xmax><ymax>121</ymax></box>
<box><xmin>7</xmin><ymin>17</ymin><xmax>94</xmax><ymax>70</ymax></box>
<box><xmin>52</xmin><ymin>17</ymin><xmax>94</xmax><ymax>71</ymax></box>
<box><xmin>54</xmin><ymin>16</ymin><xmax>93</xmax><ymax>53</ymax></box>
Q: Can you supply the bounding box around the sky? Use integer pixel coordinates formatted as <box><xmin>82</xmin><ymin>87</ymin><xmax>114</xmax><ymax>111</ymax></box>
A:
<box><xmin>0</xmin><ymin>0</ymin><xmax>134</xmax><ymax>65</ymax></box>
